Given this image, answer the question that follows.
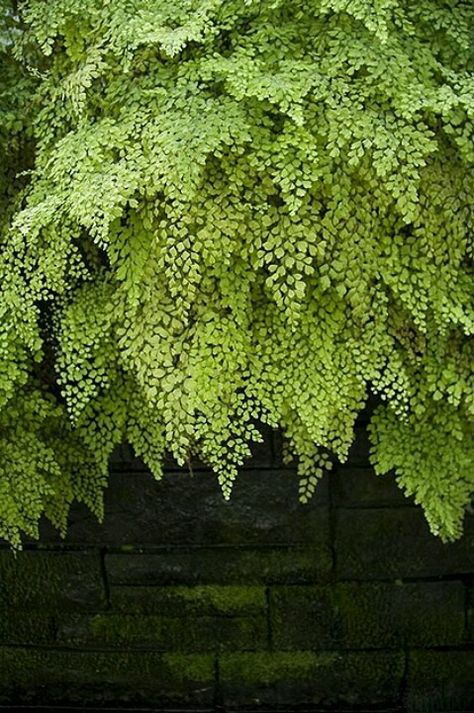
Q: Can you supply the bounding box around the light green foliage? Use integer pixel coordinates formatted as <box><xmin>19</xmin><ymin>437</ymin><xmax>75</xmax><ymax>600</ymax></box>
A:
<box><xmin>1</xmin><ymin>0</ymin><xmax>474</xmax><ymax>545</ymax></box>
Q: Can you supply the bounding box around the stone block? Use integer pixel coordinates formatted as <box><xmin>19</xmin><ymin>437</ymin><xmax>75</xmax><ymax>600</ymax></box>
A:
<box><xmin>406</xmin><ymin>650</ymin><xmax>474</xmax><ymax>712</ymax></box>
<box><xmin>219</xmin><ymin>650</ymin><xmax>404</xmax><ymax>708</ymax></box>
<box><xmin>333</xmin><ymin>466</ymin><xmax>410</xmax><ymax>507</ymax></box>
<box><xmin>0</xmin><ymin>612</ymin><xmax>55</xmax><ymax>644</ymax></box>
<box><xmin>109</xmin><ymin>584</ymin><xmax>266</xmax><ymax>616</ymax></box>
<box><xmin>336</xmin><ymin>508</ymin><xmax>474</xmax><ymax>578</ymax></box>
<box><xmin>37</xmin><ymin>468</ymin><xmax>330</xmax><ymax>547</ymax></box>
<box><xmin>56</xmin><ymin>612</ymin><xmax>267</xmax><ymax>652</ymax></box>
<box><xmin>0</xmin><ymin>550</ymin><xmax>106</xmax><ymax>611</ymax></box>
<box><xmin>467</xmin><ymin>586</ymin><xmax>474</xmax><ymax>641</ymax></box>
<box><xmin>271</xmin><ymin>581</ymin><xmax>465</xmax><ymax>649</ymax></box>
<box><xmin>0</xmin><ymin>647</ymin><xmax>215</xmax><ymax>707</ymax></box>
<box><xmin>106</xmin><ymin>545</ymin><xmax>332</xmax><ymax>586</ymax></box>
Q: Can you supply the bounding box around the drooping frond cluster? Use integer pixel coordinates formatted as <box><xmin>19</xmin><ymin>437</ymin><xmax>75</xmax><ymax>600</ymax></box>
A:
<box><xmin>1</xmin><ymin>0</ymin><xmax>474</xmax><ymax>546</ymax></box>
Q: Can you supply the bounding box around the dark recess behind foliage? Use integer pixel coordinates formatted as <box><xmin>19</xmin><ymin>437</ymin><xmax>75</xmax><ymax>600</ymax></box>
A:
<box><xmin>0</xmin><ymin>422</ymin><xmax>474</xmax><ymax>712</ymax></box>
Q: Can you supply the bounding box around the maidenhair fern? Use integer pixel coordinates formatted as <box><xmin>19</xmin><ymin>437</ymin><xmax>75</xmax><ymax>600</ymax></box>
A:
<box><xmin>1</xmin><ymin>0</ymin><xmax>473</xmax><ymax>546</ymax></box>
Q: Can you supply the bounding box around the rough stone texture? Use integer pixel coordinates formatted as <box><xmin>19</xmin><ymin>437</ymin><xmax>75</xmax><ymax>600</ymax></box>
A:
<box><xmin>0</xmin><ymin>550</ymin><xmax>106</xmax><ymax>611</ymax></box>
<box><xmin>1</xmin><ymin>426</ymin><xmax>474</xmax><ymax>711</ymax></box>
<box><xmin>270</xmin><ymin>582</ymin><xmax>465</xmax><ymax>649</ymax></box>
<box><xmin>335</xmin><ymin>507</ymin><xmax>474</xmax><ymax>578</ymax></box>
<box><xmin>333</xmin><ymin>467</ymin><xmax>410</xmax><ymax>508</ymax></box>
<box><xmin>406</xmin><ymin>651</ymin><xmax>474</xmax><ymax>712</ymax></box>
<box><xmin>109</xmin><ymin>584</ymin><xmax>266</xmax><ymax>616</ymax></box>
<box><xmin>468</xmin><ymin>587</ymin><xmax>474</xmax><ymax>641</ymax></box>
<box><xmin>36</xmin><ymin>468</ymin><xmax>329</xmax><ymax>546</ymax></box>
<box><xmin>0</xmin><ymin>647</ymin><xmax>215</xmax><ymax>707</ymax></box>
<box><xmin>56</xmin><ymin>612</ymin><xmax>267</xmax><ymax>652</ymax></box>
<box><xmin>219</xmin><ymin>651</ymin><xmax>405</xmax><ymax>709</ymax></box>
<box><xmin>0</xmin><ymin>612</ymin><xmax>55</xmax><ymax>645</ymax></box>
<box><xmin>106</xmin><ymin>545</ymin><xmax>332</xmax><ymax>586</ymax></box>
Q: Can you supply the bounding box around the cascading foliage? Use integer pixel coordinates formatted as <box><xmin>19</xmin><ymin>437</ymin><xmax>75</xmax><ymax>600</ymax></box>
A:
<box><xmin>1</xmin><ymin>0</ymin><xmax>473</xmax><ymax>547</ymax></box>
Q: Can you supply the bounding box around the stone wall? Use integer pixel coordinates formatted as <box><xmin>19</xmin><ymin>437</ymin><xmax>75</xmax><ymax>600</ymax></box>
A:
<box><xmin>1</xmin><ymin>424</ymin><xmax>474</xmax><ymax>711</ymax></box>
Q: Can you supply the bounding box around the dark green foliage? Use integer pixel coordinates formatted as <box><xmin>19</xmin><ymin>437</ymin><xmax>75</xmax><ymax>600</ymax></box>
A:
<box><xmin>1</xmin><ymin>0</ymin><xmax>474</xmax><ymax>545</ymax></box>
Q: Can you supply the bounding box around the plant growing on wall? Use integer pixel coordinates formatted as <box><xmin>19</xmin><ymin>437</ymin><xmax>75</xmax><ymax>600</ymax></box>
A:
<box><xmin>1</xmin><ymin>0</ymin><xmax>473</xmax><ymax>547</ymax></box>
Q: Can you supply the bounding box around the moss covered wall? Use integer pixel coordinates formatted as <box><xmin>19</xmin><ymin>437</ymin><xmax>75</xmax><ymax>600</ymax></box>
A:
<box><xmin>1</xmin><ymin>422</ymin><xmax>474</xmax><ymax>712</ymax></box>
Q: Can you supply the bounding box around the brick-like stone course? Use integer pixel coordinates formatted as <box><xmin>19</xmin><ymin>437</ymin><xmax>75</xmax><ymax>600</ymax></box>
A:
<box><xmin>0</xmin><ymin>550</ymin><xmax>106</xmax><ymax>610</ymax></box>
<box><xmin>109</xmin><ymin>584</ymin><xmax>267</xmax><ymax>615</ymax></box>
<box><xmin>56</xmin><ymin>612</ymin><xmax>268</xmax><ymax>651</ymax></box>
<box><xmin>35</xmin><ymin>467</ymin><xmax>330</xmax><ymax>546</ymax></box>
<box><xmin>406</xmin><ymin>651</ymin><xmax>474</xmax><ymax>712</ymax></box>
<box><xmin>333</xmin><ymin>466</ymin><xmax>410</xmax><ymax>507</ymax></box>
<box><xmin>270</xmin><ymin>581</ymin><xmax>465</xmax><ymax>649</ymax></box>
<box><xmin>219</xmin><ymin>651</ymin><xmax>405</xmax><ymax>709</ymax></box>
<box><xmin>336</xmin><ymin>506</ymin><xmax>474</xmax><ymax>579</ymax></box>
<box><xmin>106</xmin><ymin>545</ymin><xmax>332</xmax><ymax>585</ymax></box>
<box><xmin>1</xmin><ymin>430</ymin><xmax>473</xmax><ymax>711</ymax></box>
<box><xmin>0</xmin><ymin>648</ymin><xmax>215</xmax><ymax>706</ymax></box>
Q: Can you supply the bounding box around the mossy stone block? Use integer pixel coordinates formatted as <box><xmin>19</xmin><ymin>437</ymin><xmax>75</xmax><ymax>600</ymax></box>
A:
<box><xmin>0</xmin><ymin>550</ymin><xmax>106</xmax><ymax>611</ymax></box>
<box><xmin>56</xmin><ymin>612</ymin><xmax>267</xmax><ymax>652</ymax></box>
<box><xmin>0</xmin><ymin>612</ymin><xmax>55</xmax><ymax>644</ymax></box>
<box><xmin>271</xmin><ymin>581</ymin><xmax>465</xmax><ymax>649</ymax></box>
<box><xmin>0</xmin><ymin>647</ymin><xmax>214</xmax><ymax>706</ymax></box>
<box><xmin>219</xmin><ymin>650</ymin><xmax>404</xmax><ymax>708</ymax></box>
<box><xmin>336</xmin><ymin>508</ymin><xmax>474</xmax><ymax>578</ymax></box>
<box><xmin>106</xmin><ymin>545</ymin><xmax>332</xmax><ymax>586</ymax></box>
<box><xmin>110</xmin><ymin>584</ymin><xmax>266</xmax><ymax>615</ymax></box>
<box><xmin>406</xmin><ymin>650</ymin><xmax>474</xmax><ymax>712</ymax></box>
